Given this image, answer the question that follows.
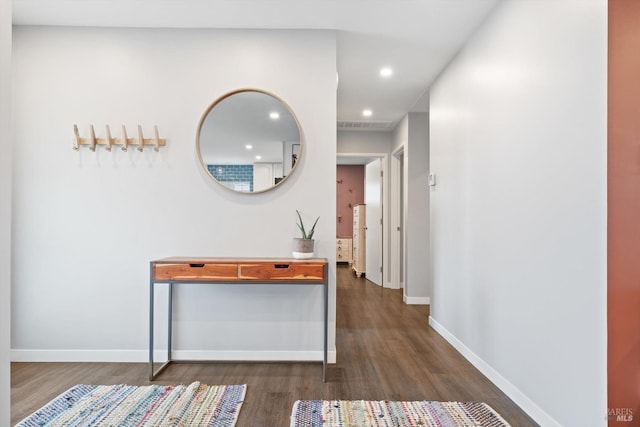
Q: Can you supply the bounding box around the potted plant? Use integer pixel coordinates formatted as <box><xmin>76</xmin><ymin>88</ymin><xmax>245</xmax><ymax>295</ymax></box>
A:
<box><xmin>293</xmin><ymin>209</ymin><xmax>319</xmax><ymax>259</ymax></box>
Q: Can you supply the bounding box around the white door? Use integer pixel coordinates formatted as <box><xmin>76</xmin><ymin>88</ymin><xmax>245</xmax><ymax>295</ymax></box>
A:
<box><xmin>365</xmin><ymin>158</ymin><xmax>382</xmax><ymax>286</ymax></box>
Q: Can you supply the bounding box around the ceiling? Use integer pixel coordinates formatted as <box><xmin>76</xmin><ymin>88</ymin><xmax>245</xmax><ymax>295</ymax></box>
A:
<box><xmin>12</xmin><ymin>0</ymin><xmax>501</xmax><ymax>131</ymax></box>
<box><xmin>199</xmin><ymin>90</ymin><xmax>300</xmax><ymax>164</ymax></box>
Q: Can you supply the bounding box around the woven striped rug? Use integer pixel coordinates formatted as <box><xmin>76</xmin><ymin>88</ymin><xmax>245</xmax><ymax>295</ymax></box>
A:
<box><xmin>16</xmin><ymin>382</ymin><xmax>246</xmax><ymax>427</ymax></box>
<box><xmin>291</xmin><ymin>400</ymin><xmax>511</xmax><ymax>427</ymax></box>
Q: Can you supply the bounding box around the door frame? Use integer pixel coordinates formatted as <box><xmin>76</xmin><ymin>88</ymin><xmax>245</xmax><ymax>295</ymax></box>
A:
<box><xmin>390</xmin><ymin>145</ymin><xmax>405</xmax><ymax>291</ymax></box>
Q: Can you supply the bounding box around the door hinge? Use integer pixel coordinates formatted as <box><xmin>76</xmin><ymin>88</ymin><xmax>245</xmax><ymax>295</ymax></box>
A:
<box><xmin>380</xmin><ymin>266</ymin><xmax>383</xmax><ymax>273</ymax></box>
<box><xmin>380</xmin><ymin>218</ymin><xmax>383</xmax><ymax>225</ymax></box>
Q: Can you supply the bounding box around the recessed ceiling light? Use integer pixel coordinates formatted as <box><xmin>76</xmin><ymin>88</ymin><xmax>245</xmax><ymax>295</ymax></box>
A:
<box><xmin>245</xmin><ymin>144</ymin><xmax>253</xmax><ymax>150</ymax></box>
<box><xmin>269</xmin><ymin>112</ymin><xmax>280</xmax><ymax>120</ymax></box>
<box><xmin>380</xmin><ymin>67</ymin><xmax>393</xmax><ymax>77</ymax></box>
<box><xmin>362</xmin><ymin>109</ymin><xmax>373</xmax><ymax>117</ymax></box>
<box><xmin>256</xmin><ymin>155</ymin><xmax>262</xmax><ymax>160</ymax></box>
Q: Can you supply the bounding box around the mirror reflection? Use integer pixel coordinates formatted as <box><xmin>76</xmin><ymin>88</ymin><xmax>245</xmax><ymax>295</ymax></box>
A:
<box><xmin>197</xmin><ymin>89</ymin><xmax>302</xmax><ymax>193</ymax></box>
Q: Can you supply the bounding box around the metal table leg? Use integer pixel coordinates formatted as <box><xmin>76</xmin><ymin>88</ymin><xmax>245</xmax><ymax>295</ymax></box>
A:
<box><xmin>150</xmin><ymin>281</ymin><xmax>173</xmax><ymax>380</ymax></box>
<box><xmin>323</xmin><ymin>263</ymin><xmax>328</xmax><ymax>382</ymax></box>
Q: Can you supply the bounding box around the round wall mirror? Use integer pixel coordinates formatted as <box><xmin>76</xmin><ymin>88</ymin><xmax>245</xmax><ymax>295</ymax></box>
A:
<box><xmin>196</xmin><ymin>89</ymin><xmax>303</xmax><ymax>193</ymax></box>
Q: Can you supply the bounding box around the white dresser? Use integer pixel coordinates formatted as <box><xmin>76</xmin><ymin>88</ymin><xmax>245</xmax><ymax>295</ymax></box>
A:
<box><xmin>336</xmin><ymin>237</ymin><xmax>352</xmax><ymax>264</ymax></box>
<box><xmin>352</xmin><ymin>204</ymin><xmax>366</xmax><ymax>277</ymax></box>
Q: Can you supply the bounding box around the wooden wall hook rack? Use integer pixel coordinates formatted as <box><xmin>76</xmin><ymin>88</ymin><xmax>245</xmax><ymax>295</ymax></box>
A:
<box><xmin>72</xmin><ymin>124</ymin><xmax>166</xmax><ymax>152</ymax></box>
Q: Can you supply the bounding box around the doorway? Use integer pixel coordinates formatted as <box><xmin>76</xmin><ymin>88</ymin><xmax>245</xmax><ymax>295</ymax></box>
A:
<box><xmin>336</xmin><ymin>153</ymin><xmax>387</xmax><ymax>287</ymax></box>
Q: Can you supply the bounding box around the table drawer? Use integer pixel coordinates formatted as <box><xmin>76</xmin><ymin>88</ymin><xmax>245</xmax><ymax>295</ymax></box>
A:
<box><xmin>238</xmin><ymin>262</ymin><xmax>325</xmax><ymax>281</ymax></box>
<box><xmin>154</xmin><ymin>263</ymin><xmax>238</xmax><ymax>281</ymax></box>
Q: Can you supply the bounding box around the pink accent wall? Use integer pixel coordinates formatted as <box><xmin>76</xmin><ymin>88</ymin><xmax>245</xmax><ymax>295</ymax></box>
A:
<box><xmin>609</xmin><ymin>1</ymin><xmax>640</xmax><ymax>423</ymax></box>
<box><xmin>336</xmin><ymin>165</ymin><xmax>364</xmax><ymax>237</ymax></box>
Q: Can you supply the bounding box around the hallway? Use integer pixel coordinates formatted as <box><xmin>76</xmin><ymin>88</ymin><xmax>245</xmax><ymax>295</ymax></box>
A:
<box><xmin>11</xmin><ymin>264</ymin><xmax>536</xmax><ymax>425</ymax></box>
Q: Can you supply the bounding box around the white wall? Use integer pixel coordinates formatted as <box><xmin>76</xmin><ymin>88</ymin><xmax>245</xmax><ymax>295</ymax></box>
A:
<box><xmin>391</xmin><ymin>118</ymin><xmax>407</xmax><ymax>153</ymax></box>
<box><xmin>429</xmin><ymin>1</ymin><xmax>606</xmax><ymax>426</ymax></box>
<box><xmin>0</xmin><ymin>0</ymin><xmax>10</xmax><ymax>422</ymax></box>
<box><xmin>337</xmin><ymin>129</ymin><xmax>391</xmax><ymax>155</ymax></box>
<box><xmin>12</xmin><ymin>27</ymin><xmax>337</xmax><ymax>363</ymax></box>
<box><xmin>392</xmin><ymin>114</ymin><xmax>430</xmax><ymax>303</ymax></box>
<box><xmin>405</xmin><ymin>113</ymin><xmax>429</xmax><ymax>302</ymax></box>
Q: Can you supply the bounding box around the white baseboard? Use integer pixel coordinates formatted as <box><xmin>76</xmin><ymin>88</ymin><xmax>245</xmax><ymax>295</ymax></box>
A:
<box><xmin>428</xmin><ymin>316</ymin><xmax>561</xmax><ymax>427</ymax></box>
<box><xmin>11</xmin><ymin>349</ymin><xmax>338</xmax><ymax>364</ymax></box>
<box><xmin>11</xmin><ymin>349</ymin><xmax>146</xmax><ymax>363</ymax></box>
<box><xmin>171</xmin><ymin>350</ymin><xmax>337</xmax><ymax>364</ymax></box>
<box><xmin>383</xmin><ymin>281</ymin><xmax>401</xmax><ymax>290</ymax></box>
<box><xmin>403</xmin><ymin>295</ymin><xmax>430</xmax><ymax>305</ymax></box>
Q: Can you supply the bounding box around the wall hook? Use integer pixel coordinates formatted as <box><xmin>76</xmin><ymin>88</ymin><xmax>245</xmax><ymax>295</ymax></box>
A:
<box><xmin>137</xmin><ymin>125</ymin><xmax>145</xmax><ymax>152</ymax></box>
<box><xmin>88</xmin><ymin>125</ymin><xmax>97</xmax><ymax>152</ymax></box>
<box><xmin>154</xmin><ymin>125</ymin><xmax>161</xmax><ymax>152</ymax></box>
<box><xmin>121</xmin><ymin>125</ymin><xmax>129</xmax><ymax>151</ymax></box>
<box><xmin>73</xmin><ymin>124</ymin><xmax>81</xmax><ymax>151</ymax></box>
<box><xmin>105</xmin><ymin>125</ymin><xmax>113</xmax><ymax>152</ymax></box>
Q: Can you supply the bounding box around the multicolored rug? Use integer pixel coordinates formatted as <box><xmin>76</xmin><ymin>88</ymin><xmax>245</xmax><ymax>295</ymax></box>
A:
<box><xmin>16</xmin><ymin>381</ymin><xmax>246</xmax><ymax>427</ymax></box>
<box><xmin>290</xmin><ymin>400</ymin><xmax>511</xmax><ymax>427</ymax></box>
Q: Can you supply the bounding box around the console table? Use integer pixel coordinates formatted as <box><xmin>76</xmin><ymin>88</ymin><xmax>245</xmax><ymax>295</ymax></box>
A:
<box><xmin>149</xmin><ymin>257</ymin><xmax>328</xmax><ymax>381</ymax></box>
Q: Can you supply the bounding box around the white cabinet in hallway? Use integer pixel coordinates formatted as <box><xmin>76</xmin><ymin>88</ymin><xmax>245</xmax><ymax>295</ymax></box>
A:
<box><xmin>352</xmin><ymin>204</ymin><xmax>366</xmax><ymax>277</ymax></box>
<box><xmin>336</xmin><ymin>237</ymin><xmax>352</xmax><ymax>264</ymax></box>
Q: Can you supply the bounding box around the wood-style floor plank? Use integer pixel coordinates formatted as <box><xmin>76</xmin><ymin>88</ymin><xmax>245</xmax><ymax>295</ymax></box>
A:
<box><xmin>11</xmin><ymin>264</ymin><xmax>538</xmax><ymax>426</ymax></box>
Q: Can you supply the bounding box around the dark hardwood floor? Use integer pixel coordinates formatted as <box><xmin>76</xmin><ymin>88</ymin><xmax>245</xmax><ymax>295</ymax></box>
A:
<box><xmin>11</xmin><ymin>264</ymin><xmax>537</xmax><ymax>426</ymax></box>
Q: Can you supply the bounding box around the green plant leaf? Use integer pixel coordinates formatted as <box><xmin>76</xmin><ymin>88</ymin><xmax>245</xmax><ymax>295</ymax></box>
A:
<box><xmin>307</xmin><ymin>216</ymin><xmax>320</xmax><ymax>239</ymax></box>
<box><xmin>296</xmin><ymin>209</ymin><xmax>320</xmax><ymax>239</ymax></box>
<box><xmin>296</xmin><ymin>210</ymin><xmax>307</xmax><ymax>239</ymax></box>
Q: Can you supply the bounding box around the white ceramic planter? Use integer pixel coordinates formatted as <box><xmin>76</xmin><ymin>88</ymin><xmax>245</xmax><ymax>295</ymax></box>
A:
<box><xmin>292</xmin><ymin>238</ymin><xmax>315</xmax><ymax>259</ymax></box>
